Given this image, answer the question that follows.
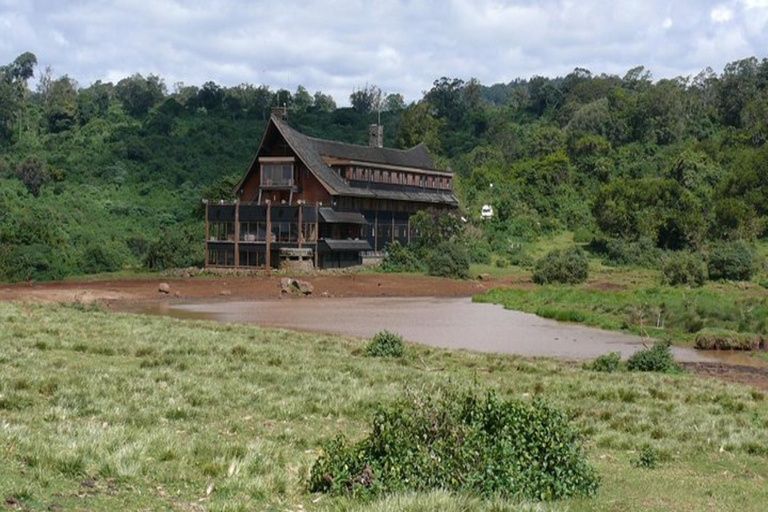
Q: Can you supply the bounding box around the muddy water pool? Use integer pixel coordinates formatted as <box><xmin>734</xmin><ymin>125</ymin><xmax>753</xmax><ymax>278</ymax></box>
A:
<box><xmin>127</xmin><ymin>297</ymin><xmax>729</xmax><ymax>363</ymax></box>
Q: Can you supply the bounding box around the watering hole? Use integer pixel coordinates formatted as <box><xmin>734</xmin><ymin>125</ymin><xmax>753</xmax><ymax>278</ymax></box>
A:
<box><xmin>126</xmin><ymin>296</ymin><xmax>740</xmax><ymax>363</ymax></box>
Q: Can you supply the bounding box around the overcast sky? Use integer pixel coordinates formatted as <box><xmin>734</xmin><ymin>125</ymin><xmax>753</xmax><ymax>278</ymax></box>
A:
<box><xmin>1</xmin><ymin>0</ymin><xmax>767</xmax><ymax>105</ymax></box>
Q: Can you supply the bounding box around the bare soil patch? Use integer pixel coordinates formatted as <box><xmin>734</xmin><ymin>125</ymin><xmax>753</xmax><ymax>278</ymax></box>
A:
<box><xmin>0</xmin><ymin>273</ymin><xmax>496</xmax><ymax>305</ymax></box>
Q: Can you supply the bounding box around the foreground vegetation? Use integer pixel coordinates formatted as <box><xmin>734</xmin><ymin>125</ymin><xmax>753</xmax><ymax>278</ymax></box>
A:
<box><xmin>1</xmin><ymin>302</ymin><xmax>768</xmax><ymax>511</ymax></box>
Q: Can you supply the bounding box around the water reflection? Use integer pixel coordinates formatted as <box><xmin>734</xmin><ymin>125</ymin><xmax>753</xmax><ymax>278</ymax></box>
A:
<box><xmin>119</xmin><ymin>296</ymin><xmax>749</xmax><ymax>363</ymax></box>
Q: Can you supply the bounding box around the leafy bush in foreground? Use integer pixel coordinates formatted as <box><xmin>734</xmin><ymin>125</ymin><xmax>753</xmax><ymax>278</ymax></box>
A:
<box><xmin>533</xmin><ymin>247</ymin><xmax>589</xmax><ymax>285</ymax></box>
<box><xmin>309</xmin><ymin>389</ymin><xmax>599</xmax><ymax>501</ymax></box>
<box><xmin>626</xmin><ymin>341</ymin><xmax>679</xmax><ymax>373</ymax></box>
<box><xmin>707</xmin><ymin>242</ymin><xmax>753</xmax><ymax>281</ymax></box>
<box><xmin>364</xmin><ymin>330</ymin><xmax>405</xmax><ymax>358</ymax></box>
<box><xmin>585</xmin><ymin>352</ymin><xmax>623</xmax><ymax>372</ymax></box>
<box><xmin>427</xmin><ymin>241</ymin><xmax>470</xmax><ymax>279</ymax></box>
<box><xmin>661</xmin><ymin>252</ymin><xmax>707</xmax><ymax>287</ymax></box>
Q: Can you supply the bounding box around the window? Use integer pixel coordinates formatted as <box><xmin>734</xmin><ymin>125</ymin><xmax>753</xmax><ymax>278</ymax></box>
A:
<box><xmin>261</xmin><ymin>163</ymin><xmax>294</xmax><ymax>187</ymax></box>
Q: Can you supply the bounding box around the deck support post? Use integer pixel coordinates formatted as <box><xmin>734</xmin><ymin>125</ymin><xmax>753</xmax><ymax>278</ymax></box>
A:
<box><xmin>265</xmin><ymin>201</ymin><xmax>271</xmax><ymax>275</ymax></box>
<box><xmin>234</xmin><ymin>200</ymin><xmax>240</xmax><ymax>269</ymax></box>
<box><xmin>297</xmin><ymin>202</ymin><xmax>303</xmax><ymax>249</ymax></box>
<box><xmin>204</xmin><ymin>200</ymin><xmax>209</xmax><ymax>268</ymax></box>
<box><xmin>314</xmin><ymin>203</ymin><xmax>319</xmax><ymax>269</ymax></box>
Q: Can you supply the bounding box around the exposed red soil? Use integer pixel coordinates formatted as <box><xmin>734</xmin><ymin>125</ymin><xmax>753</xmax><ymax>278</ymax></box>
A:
<box><xmin>0</xmin><ymin>273</ymin><xmax>501</xmax><ymax>305</ymax></box>
<box><xmin>2</xmin><ymin>272</ymin><xmax>767</xmax><ymax>390</ymax></box>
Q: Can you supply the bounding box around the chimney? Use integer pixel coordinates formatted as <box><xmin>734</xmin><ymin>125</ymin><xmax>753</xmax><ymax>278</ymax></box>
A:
<box><xmin>368</xmin><ymin>124</ymin><xmax>383</xmax><ymax>148</ymax></box>
<box><xmin>271</xmin><ymin>106</ymin><xmax>288</xmax><ymax>121</ymax></box>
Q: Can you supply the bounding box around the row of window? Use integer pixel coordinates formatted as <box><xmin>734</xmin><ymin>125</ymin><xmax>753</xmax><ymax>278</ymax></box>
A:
<box><xmin>208</xmin><ymin>221</ymin><xmax>317</xmax><ymax>243</ymax></box>
<box><xmin>343</xmin><ymin>166</ymin><xmax>452</xmax><ymax>190</ymax></box>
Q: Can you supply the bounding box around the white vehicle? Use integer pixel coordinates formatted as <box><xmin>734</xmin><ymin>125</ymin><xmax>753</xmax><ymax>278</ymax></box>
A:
<box><xmin>481</xmin><ymin>204</ymin><xmax>494</xmax><ymax>220</ymax></box>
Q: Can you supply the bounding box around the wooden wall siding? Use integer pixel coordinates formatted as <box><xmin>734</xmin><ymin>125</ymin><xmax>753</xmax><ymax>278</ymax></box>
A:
<box><xmin>341</xmin><ymin>165</ymin><xmax>453</xmax><ymax>191</ymax></box>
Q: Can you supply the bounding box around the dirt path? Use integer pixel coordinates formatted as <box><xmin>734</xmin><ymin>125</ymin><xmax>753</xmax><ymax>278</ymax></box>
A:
<box><xmin>2</xmin><ymin>272</ymin><xmax>767</xmax><ymax>390</ymax></box>
<box><xmin>0</xmin><ymin>273</ymin><xmax>505</xmax><ymax>305</ymax></box>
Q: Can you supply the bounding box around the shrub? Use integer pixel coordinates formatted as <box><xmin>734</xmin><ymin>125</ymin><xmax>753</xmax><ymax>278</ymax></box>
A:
<box><xmin>506</xmin><ymin>243</ymin><xmax>535</xmax><ymax>268</ymax></box>
<box><xmin>588</xmin><ymin>236</ymin><xmax>661</xmax><ymax>268</ymax></box>
<box><xmin>309</xmin><ymin>388</ymin><xmax>599</xmax><ymax>501</ymax></box>
<box><xmin>626</xmin><ymin>341</ymin><xmax>679</xmax><ymax>373</ymax></box>
<box><xmin>661</xmin><ymin>252</ymin><xmax>706</xmax><ymax>287</ymax></box>
<box><xmin>585</xmin><ymin>352</ymin><xmax>623</xmax><ymax>373</ymax></box>
<box><xmin>631</xmin><ymin>446</ymin><xmax>659</xmax><ymax>469</ymax></box>
<box><xmin>427</xmin><ymin>241</ymin><xmax>470</xmax><ymax>279</ymax></box>
<box><xmin>532</xmin><ymin>247</ymin><xmax>589</xmax><ymax>285</ymax></box>
<box><xmin>364</xmin><ymin>330</ymin><xmax>405</xmax><ymax>358</ymax></box>
<box><xmin>694</xmin><ymin>329</ymin><xmax>765</xmax><ymax>351</ymax></box>
<box><xmin>468</xmin><ymin>241</ymin><xmax>492</xmax><ymax>265</ymax></box>
<box><xmin>707</xmin><ymin>242</ymin><xmax>753</xmax><ymax>281</ymax></box>
<box><xmin>381</xmin><ymin>241</ymin><xmax>423</xmax><ymax>273</ymax></box>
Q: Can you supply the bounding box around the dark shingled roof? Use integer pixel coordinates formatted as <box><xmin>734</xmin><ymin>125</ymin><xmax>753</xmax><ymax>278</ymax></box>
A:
<box><xmin>270</xmin><ymin>117</ymin><xmax>458</xmax><ymax>206</ymax></box>
<box><xmin>321</xmin><ymin>239</ymin><xmax>373</xmax><ymax>252</ymax></box>
<box><xmin>318</xmin><ymin>208</ymin><xmax>369</xmax><ymax>224</ymax></box>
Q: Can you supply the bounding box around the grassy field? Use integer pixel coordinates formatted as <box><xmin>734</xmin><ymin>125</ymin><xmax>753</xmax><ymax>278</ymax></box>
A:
<box><xmin>2</xmin><ymin>301</ymin><xmax>768</xmax><ymax>511</ymax></box>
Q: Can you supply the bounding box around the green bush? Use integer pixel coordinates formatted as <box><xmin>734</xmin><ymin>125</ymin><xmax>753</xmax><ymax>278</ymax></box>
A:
<box><xmin>707</xmin><ymin>242</ymin><xmax>753</xmax><ymax>281</ymax></box>
<box><xmin>631</xmin><ymin>446</ymin><xmax>659</xmax><ymax>469</ymax></box>
<box><xmin>588</xmin><ymin>236</ymin><xmax>661</xmax><ymax>268</ymax></box>
<box><xmin>364</xmin><ymin>330</ymin><xmax>405</xmax><ymax>358</ymax></box>
<box><xmin>309</xmin><ymin>388</ymin><xmax>599</xmax><ymax>501</ymax></box>
<box><xmin>532</xmin><ymin>247</ymin><xmax>589</xmax><ymax>285</ymax></box>
<box><xmin>585</xmin><ymin>352</ymin><xmax>623</xmax><ymax>373</ymax></box>
<box><xmin>381</xmin><ymin>241</ymin><xmax>423</xmax><ymax>273</ymax></box>
<box><xmin>426</xmin><ymin>241</ymin><xmax>470</xmax><ymax>279</ymax></box>
<box><xmin>694</xmin><ymin>328</ymin><xmax>765</xmax><ymax>351</ymax></box>
<box><xmin>468</xmin><ymin>241</ymin><xmax>492</xmax><ymax>264</ymax></box>
<box><xmin>661</xmin><ymin>252</ymin><xmax>706</xmax><ymax>287</ymax></box>
<box><xmin>626</xmin><ymin>341</ymin><xmax>679</xmax><ymax>373</ymax></box>
<box><xmin>506</xmin><ymin>243</ymin><xmax>535</xmax><ymax>268</ymax></box>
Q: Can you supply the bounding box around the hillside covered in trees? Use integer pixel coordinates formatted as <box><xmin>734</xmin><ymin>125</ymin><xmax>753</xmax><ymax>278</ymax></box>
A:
<box><xmin>1</xmin><ymin>52</ymin><xmax>767</xmax><ymax>281</ymax></box>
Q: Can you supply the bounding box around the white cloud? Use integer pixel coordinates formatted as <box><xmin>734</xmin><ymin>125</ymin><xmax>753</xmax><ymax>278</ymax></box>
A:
<box><xmin>711</xmin><ymin>5</ymin><xmax>734</xmax><ymax>22</ymax></box>
<box><xmin>1</xmin><ymin>0</ymin><xmax>766</xmax><ymax>105</ymax></box>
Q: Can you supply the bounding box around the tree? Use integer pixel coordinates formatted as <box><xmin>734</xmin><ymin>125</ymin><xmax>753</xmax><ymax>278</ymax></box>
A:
<box><xmin>15</xmin><ymin>156</ymin><xmax>50</xmax><ymax>197</ymax></box>
<box><xmin>197</xmin><ymin>81</ymin><xmax>223</xmax><ymax>111</ymax></box>
<box><xmin>383</xmin><ymin>93</ymin><xmax>405</xmax><ymax>112</ymax></box>
<box><xmin>44</xmin><ymin>75</ymin><xmax>78</xmax><ymax>132</ymax></box>
<box><xmin>395</xmin><ymin>101</ymin><xmax>444</xmax><ymax>153</ymax></box>
<box><xmin>349</xmin><ymin>84</ymin><xmax>381</xmax><ymax>114</ymax></box>
<box><xmin>115</xmin><ymin>73</ymin><xmax>166</xmax><ymax>117</ymax></box>
<box><xmin>313</xmin><ymin>91</ymin><xmax>336</xmax><ymax>112</ymax></box>
<box><xmin>291</xmin><ymin>85</ymin><xmax>313</xmax><ymax>112</ymax></box>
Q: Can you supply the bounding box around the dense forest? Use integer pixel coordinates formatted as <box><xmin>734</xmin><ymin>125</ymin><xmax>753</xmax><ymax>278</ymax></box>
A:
<box><xmin>1</xmin><ymin>52</ymin><xmax>767</xmax><ymax>282</ymax></box>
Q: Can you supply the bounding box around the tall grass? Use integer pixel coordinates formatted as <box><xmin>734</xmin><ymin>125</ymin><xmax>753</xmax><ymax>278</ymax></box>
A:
<box><xmin>476</xmin><ymin>284</ymin><xmax>768</xmax><ymax>342</ymax></box>
<box><xmin>1</xmin><ymin>302</ymin><xmax>767</xmax><ymax>511</ymax></box>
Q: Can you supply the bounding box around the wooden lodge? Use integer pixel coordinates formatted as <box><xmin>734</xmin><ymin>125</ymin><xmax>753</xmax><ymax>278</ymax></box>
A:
<box><xmin>204</xmin><ymin>110</ymin><xmax>458</xmax><ymax>270</ymax></box>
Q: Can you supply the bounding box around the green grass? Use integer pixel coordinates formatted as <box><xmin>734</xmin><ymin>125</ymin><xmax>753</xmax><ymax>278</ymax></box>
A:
<box><xmin>1</xmin><ymin>302</ymin><xmax>768</xmax><ymax>510</ymax></box>
<box><xmin>476</xmin><ymin>282</ymin><xmax>768</xmax><ymax>344</ymax></box>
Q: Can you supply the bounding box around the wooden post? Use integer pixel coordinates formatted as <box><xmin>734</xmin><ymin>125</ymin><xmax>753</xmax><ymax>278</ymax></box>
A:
<box><xmin>204</xmin><ymin>200</ymin><xmax>209</xmax><ymax>268</ymax></box>
<box><xmin>234</xmin><ymin>201</ymin><xmax>240</xmax><ymax>268</ymax></box>
<box><xmin>265</xmin><ymin>201</ymin><xmax>271</xmax><ymax>274</ymax></box>
<box><xmin>374</xmin><ymin>210</ymin><xmax>378</xmax><ymax>252</ymax></box>
<box><xmin>297</xmin><ymin>202</ymin><xmax>303</xmax><ymax>248</ymax></box>
<box><xmin>391</xmin><ymin>214</ymin><xmax>395</xmax><ymax>243</ymax></box>
<box><xmin>314</xmin><ymin>203</ymin><xmax>319</xmax><ymax>269</ymax></box>
<box><xmin>407</xmin><ymin>215</ymin><xmax>411</xmax><ymax>246</ymax></box>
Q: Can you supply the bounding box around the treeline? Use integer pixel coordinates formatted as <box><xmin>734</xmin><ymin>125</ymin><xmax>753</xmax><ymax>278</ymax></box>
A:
<box><xmin>1</xmin><ymin>51</ymin><xmax>767</xmax><ymax>281</ymax></box>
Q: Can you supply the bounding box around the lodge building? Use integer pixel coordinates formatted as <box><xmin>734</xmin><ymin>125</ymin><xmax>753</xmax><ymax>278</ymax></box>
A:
<box><xmin>205</xmin><ymin>110</ymin><xmax>458</xmax><ymax>269</ymax></box>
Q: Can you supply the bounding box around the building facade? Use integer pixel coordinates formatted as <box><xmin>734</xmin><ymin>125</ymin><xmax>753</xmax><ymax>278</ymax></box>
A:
<box><xmin>205</xmin><ymin>112</ymin><xmax>458</xmax><ymax>269</ymax></box>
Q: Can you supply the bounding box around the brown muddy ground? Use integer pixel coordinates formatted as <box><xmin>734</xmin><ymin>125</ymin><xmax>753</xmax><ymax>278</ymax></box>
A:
<box><xmin>0</xmin><ymin>273</ymin><xmax>503</xmax><ymax>304</ymax></box>
<box><xmin>2</xmin><ymin>272</ymin><xmax>767</xmax><ymax>390</ymax></box>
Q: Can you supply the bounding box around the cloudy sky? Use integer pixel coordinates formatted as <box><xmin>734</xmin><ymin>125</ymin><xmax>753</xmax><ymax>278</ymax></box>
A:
<box><xmin>1</xmin><ymin>0</ymin><xmax>767</xmax><ymax>104</ymax></box>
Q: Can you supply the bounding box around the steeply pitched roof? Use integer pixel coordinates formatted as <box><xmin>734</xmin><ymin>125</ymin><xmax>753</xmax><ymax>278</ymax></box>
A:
<box><xmin>239</xmin><ymin>116</ymin><xmax>457</xmax><ymax>206</ymax></box>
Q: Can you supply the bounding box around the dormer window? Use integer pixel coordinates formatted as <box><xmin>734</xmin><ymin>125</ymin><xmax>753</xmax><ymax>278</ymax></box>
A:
<box><xmin>259</xmin><ymin>157</ymin><xmax>295</xmax><ymax>187</ymax></box>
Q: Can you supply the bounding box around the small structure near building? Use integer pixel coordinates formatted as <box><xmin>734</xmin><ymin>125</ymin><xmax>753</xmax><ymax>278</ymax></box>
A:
<box><xmin>481</xmin><ymin>204</ymin><xmax>494</xmax><ymax>220</ymax></box>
